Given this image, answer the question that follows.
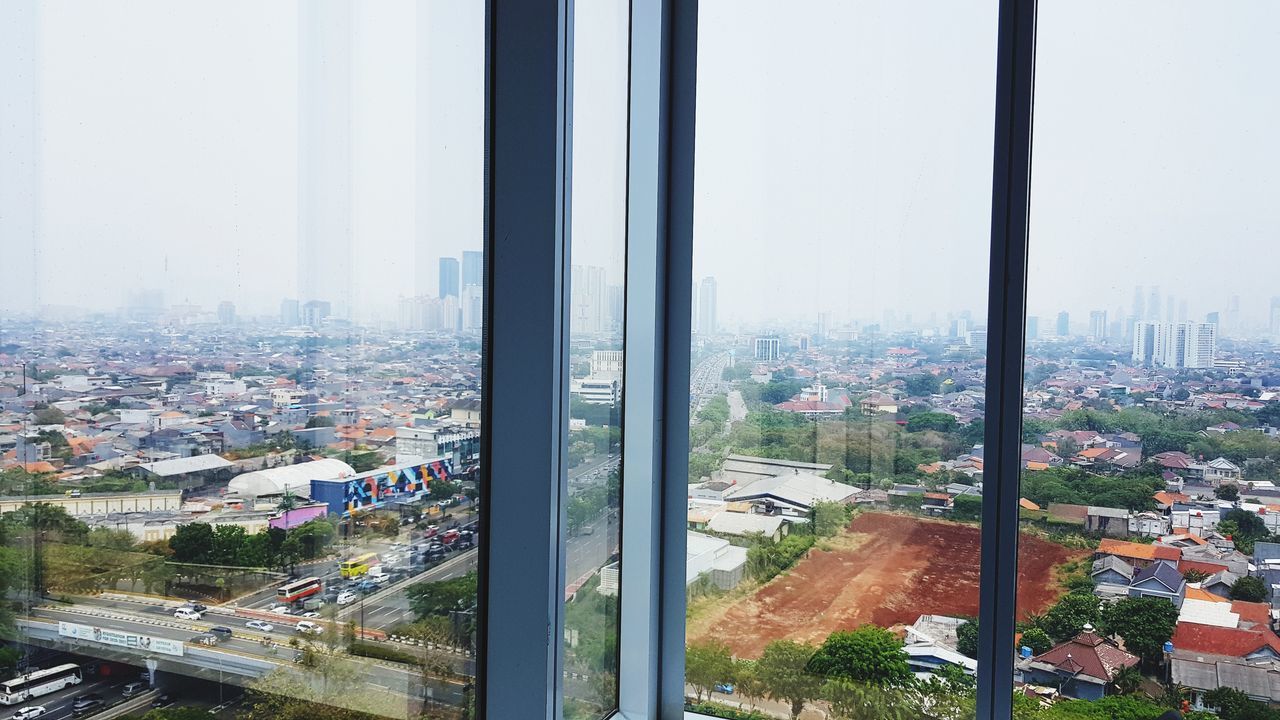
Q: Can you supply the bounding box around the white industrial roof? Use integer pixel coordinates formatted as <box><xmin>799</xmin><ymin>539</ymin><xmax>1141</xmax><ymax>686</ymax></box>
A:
<box><xmin>227</xmin><ymin>458</ymin><xmax>355</xmax><ymax>498</ymax></box>
<box><xmin>137</xmin><ymin>454</ymin><xmax>234</xmax><ymax>477</ymax></box>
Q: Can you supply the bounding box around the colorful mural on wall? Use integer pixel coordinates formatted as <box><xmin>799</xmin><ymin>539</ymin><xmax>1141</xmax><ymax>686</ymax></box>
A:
<box><xmin>310</xmin><ymin>459</ymin><xmax>455</xmax><ymax>517</ymax></box>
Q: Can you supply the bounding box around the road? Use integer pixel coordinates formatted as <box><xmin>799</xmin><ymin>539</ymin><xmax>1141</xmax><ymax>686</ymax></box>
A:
<box><xmin>0</xmin><ymin>670</ymin><xmax>129</xmax><ymax>720</ymax></box>
<box><xmin>689</xmin><ymin>352</ymin><xmax>729</xmax><ymax>413</ymax></box>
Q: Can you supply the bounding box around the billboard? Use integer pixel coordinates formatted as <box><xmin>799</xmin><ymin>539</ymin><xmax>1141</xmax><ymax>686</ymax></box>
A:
<box><xmin>58</xmin><ymin>621</ymin><xmax>185</xmax><ymax>657</ymax></box>
<box><xmin>311</xmin><ymin>459</ymin><xmax>456</xmax><ymax>516</ymax></box>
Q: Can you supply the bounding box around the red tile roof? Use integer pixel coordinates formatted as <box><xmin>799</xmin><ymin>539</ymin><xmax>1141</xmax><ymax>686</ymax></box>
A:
<box><xmin>1031</xmin><ymin>631</ymin><xmax>1138</xmax><ymax>683</ymax></box>
<box><xmin>1172</xmin><ymin>622</ymin><xmax>1280</xmax><ymax>658</ymax></box>
<box><xmin>1179</xmin><ymin>559</ymin><xmax>1231</xmax><ymax>576</ymax></box>
<box><xmin>1097</xmin><ymin>539</ymin><xmax>1182</xmax><ymax>562</ymax></box>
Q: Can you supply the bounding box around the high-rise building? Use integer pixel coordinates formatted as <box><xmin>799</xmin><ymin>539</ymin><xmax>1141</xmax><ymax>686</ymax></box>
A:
<box><xmin>302</xmin><ymin>300</ymin><xmax>332</xmax><ymax>328</ymax></box>
<box><xmin>298</xmin><ymin>0</ymin><xmax>353</xmax><ymax>318</ymax></box>
<box><xmin>1132</xmin><ymin>322</ymin><xmax>1216</xmax><ymax>369</ymax></box>
<box><xmin>462</xmin><ymin>250</ymin><xmax>483</xmax><ymax>288</ymax></box>
<box><xmin>217</xmin><ymin>301</ymin><xmax>236</xmax><ymax>325</ymax></box>
<box><xmin>439</xmin><ymin>257</ymin><xmax>460</xmax><ymax>299</ymax></box>
<box><xmin>754</xmin><ymin>336</ymin><xmax>781</xmax><ymax>362</ymax></box>
<box><xmin>1131</xmin><ymin>286</ymin><xmax>1145</xmax><ymax>326</ymax></box>
<box><xmin>461</xmin><ymin>284</ymin><xmax>483</xmax><ymax>331</ymax></box>
<box><xmin>1025</xmin><ymin>316</ymin><xmax>1039</xmax><ymax>340</ymax></box>
<box><xmin>571</xmin><ymin>265</ymin><xmax>607</xmax><ymax>333</ymax></box>
<box><xmin>607</xmin><ymin>285</ymin><xmax>624</xmax><ymax>331</ymax></box>
<box><xmin>1056</xmin><ymin>311</ymin><xmax>1070</xmax><ymax>337</ymax></box>
<box><xmin>1088</xmin><ymin>310</ymin><xmax>1107</xmax><ymax>340</ymax></box>
<box><xmin>280</xmin><ymin>298</ymin><xmax>301</xmax><ymax>326</ymax></box>
<box><xmin>1177</xmin><ymin>299</ymin><xmax>1188</xmax><ymax>323</ymax></box>
<box><xmin>697</xmin><ymin>277</ymin><xmax>718</xmax><ymax>335</ymax></box>
<box><xmin>1146</xmin><ymin>286</ymin><xmax>1161</xmax><ymax>322</ymax></box>
<box><xmin>817</xmin><ymin>312</ymin><xmax>830</xmax><ymax>340</ymax></box>
<box><xmin>1270</xmin><ymin>297</ymin><xmax>1280</xmax><ymax>337</ymax></box>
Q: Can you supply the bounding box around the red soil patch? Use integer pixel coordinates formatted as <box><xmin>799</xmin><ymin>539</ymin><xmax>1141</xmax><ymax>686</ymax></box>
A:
<box><xmin>694</xmin><ymin>512</ymin><xmax>1083</xmax><ymax>658</ymax></box>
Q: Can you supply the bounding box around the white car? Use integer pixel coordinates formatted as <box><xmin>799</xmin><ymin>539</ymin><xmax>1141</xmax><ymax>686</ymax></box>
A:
<box><xmin>245</xmin><ymin>620</ymin><xmax>274</xmax><ymax>632</ymax></box>
<box><xmin>336</xmin><ymin>591</ymin><xmax>357</xmax><ymax>606</ymax></box>
<box><xmin>268</xmin><ymin>605</ymin><xmax>292</xmax><ymax>615</ymax></box>
<box><xmin>300</xmin><ymin>611</ymin><xmax>320</xmax><ymax>618</ymax></box>
<box><xmin>295</xmin><ymin>621</ymin><xmax>322</xmax><ymax>635</ymax></box>
<box><xmin>12</xmin><ymin>707</ymin><xmax>46</xmax><ymax>720</ymax></box>
<box><xmin>173</xmin><ymin>608</ymin><xmax>202</xmax><ymax>621</ymax></box>
<box><xmin>383</xmin><ymin>553</ymin><xmax>402</xmax><ymax>565</ymax></box>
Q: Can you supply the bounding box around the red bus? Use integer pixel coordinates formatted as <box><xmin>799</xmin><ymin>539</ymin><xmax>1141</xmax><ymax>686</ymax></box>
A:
<box><xmin>277</xmin><ymin>576</ymin><xmax>323</xmax><ymax>603</ymax></box>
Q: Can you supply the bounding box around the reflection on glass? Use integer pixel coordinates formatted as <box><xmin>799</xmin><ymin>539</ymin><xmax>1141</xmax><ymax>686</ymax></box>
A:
<box><xmin>561</xmin><ymin>2</ymin><xmax>628</xmax><ymax>718</ymax></box>
<box><xmin>0</xmin><ymin>3</ymin><xmax>481</xmax><ymax>719</ymax></box>
<box><xmin>682</xmin><ymin>1</ymin><xmax>998</xmax><ymax>718</ymax></box>
<box><xmin>1014</xmin><ymin>1</ymin><xmax>1280</xmax><ymax>716</ymax></box>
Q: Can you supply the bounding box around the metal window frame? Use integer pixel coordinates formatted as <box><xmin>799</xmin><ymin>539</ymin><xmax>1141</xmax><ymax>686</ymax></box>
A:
<box><xmin>657</xmin><ymin>1</ymin><xmax>1038</xmax><ymax>720</ymax></box>
<box><xmin>480</xmin><ymin>1</ymin><xmax>572</xmax><ymax>718</ymax></box>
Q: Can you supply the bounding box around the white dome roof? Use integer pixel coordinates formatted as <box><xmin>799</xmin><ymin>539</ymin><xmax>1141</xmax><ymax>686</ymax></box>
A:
<box><xmin>228</xmin><ymin>458</ymin><xmax>355</xmax><ymax>498</ymax></box>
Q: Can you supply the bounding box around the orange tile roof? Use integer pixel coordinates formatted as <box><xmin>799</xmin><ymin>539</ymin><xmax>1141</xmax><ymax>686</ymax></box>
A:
<box><xmin>1025</xmin><ymin>461</ymin><xmax>1050</xmax><ymax>471</ymax></box>
<box><xmin>1020</xmin><ymin>498</ymin><xmax>1041</xmax><ymax>511</ymax></box>
<box><xmin>1184</xmin><ymin>587</ymin><xmax>1228</xmax><ymax>603</ymax></box>
<box><xmin>1179</xmin><ymin>559</ymin><xmax>1230</xmax><ymax>576</ymax></box>
<box><xmin>1233</xmin><ymin>600</ymin><xmax>1272</xmax><ymax>628</ymax></box>
<box><xmin>1078</xmin><ymin>447</ymin><xmax>1109</xmax><ymax>459</ymax></box>
<box><xmin>1097</xmin><ymin>538</ymin><xmax>1182</xmax><ymax>562</ymax></box>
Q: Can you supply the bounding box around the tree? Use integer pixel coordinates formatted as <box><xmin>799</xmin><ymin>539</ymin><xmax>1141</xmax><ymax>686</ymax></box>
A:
<box><xmin>1231</xmin><ymin>575</ymin><xmax>1268</xmax><ymax>603</ymax></box>
<box><xmin>807</xmin><ymin>626</ymin><xmax>913</xmax><ymax>688</ymax></box>
<box><xmin>1019</xmin><ymin>627</ymin><xmax>1053</xmax><ymax>657</ymax></box>
<box><xmin>1100</xmin><ymin>596</ymin><xmax>1178</xmax><ymax>665</ymax></box>
<box><xmin>1039</xmin><ymin>591</ymin><xmax>1101</xmax><ymax>642</ymax></box>
<box><xmin>168</xmin><ymin>523</ymin><xmax>214</xmax><ymax>564</ymax></box>
<box><xmin>812</xmin><ymin>501</ymin><xmax>852</xmax><ymax>537</ymax></box>
<box><xmin>686</xmin><ymin>640</ymin><xmax>734</xmax><ymax>704</ymax></box>
<box><xmin>406</xmin><ymin>572</ymin><xmax>477</xmax><ymax>619</ymax></box>
<box><xmin>732</xmin><ymin>659</ymin><xmax>768</xmax><ymax>712</ymax></box>
<box><xmin>1182</xmin><ymin>568</ymin><xmax>1210</xmax><ymax>584</ymax></box>
<box><xmin>1204</xmin><ymin>686</ymin><xmax>1280</xmax><ymax>720</ymax></box>
<box><xmin>1109</xmin><ymin>665</ymin><xmax>1142</xmax><ymax>696</ymax></box>
<box><xmin>903</xmin><ymin>374</ymin><xmax>942</xmax><ymax>397</ymax></box>
<box><xmin>824</xmin><ymin>678</ymin><xmax>920</xmax><ymax>720</ymax></box>
<box><xmin>956</xmin><ymin>619</ymin><xmax>978</xmax><ymax>659</ymax></box>
<box><xmin>32</xmin><ymin>406</ymin><xmax>65</xmax><ymax>426</ymax></box>
<box><xmin>756</xmin><ymin>640</ymin><xmax>821</xmax><ymax>720</ymax></box>
<box><xmin>1216</xmin><ymin>484</ymin><xmax>1241</xmax><ymax>501</ymax></box>
<box><xmin>305</xmin><ymin>415</ymin><xmax>335</xmax><ymax>428</ymax></box>
<box><xmin>906</xmin><ymin>412</ymin><xmax>958</xmax><ymax>433</ymax></box>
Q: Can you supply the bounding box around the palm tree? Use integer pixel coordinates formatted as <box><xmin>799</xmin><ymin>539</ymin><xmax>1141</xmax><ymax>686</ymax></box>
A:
<box><xmin>1110</xmin><ymin>664</ymin><xmax>1142</xmax><ymax>695</ymax></box>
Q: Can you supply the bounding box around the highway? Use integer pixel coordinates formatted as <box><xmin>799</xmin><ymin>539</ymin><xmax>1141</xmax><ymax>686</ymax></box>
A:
<box><xmin>0</xmin><ymin>670</ymin><xmax>131</xmax><ymax>720</ymax></box>
<box><xmin>689</xmin><ymin>351</ymin><xmax>730</xmax><ymax>412</ymax></box>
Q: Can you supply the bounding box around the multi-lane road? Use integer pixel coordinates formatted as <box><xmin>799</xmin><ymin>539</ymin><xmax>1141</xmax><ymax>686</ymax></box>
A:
<box><xmin>689</xmin><ymin>351</ymin><xmax>730</xmax><ymax>412</ymax></box>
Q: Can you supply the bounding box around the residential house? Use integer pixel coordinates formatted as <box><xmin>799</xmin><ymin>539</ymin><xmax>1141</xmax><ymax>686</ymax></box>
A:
<box><xmin>1129</xmin><ymin>511</ymin><xmax>1170</xmax><ymax>538</ymax></box>
<box><xmin>1095</xmin><ymin>538</ymin><xmax>1182</xmax><ymax>569</ymax></box>
<box><xmin>1127</xmin><ymin>560</ymin><xmax>1186</xmax><ymax>608</ymax></box>
<box><xmin>1085</xmin><ymin>506</ymin><xmax>1130</xmax><ymax>537</ymax></box>
<box><xmin>1090</xmin><ymin>556</ymin><xmax>1134</xmax><ymax>599</ymax></box>
<box><xmin>1016</xmin><ymin>628</ymin><xmax>1139</xmax><ymax>701</ymax></box>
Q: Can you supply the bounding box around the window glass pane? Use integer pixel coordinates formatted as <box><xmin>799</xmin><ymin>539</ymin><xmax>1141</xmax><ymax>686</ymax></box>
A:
<box><xmin>683</xmin><ymin>2</ymin><xmax>998</xmax><ymax>718</ymax></box>
<box><xmin>0</xmin><ymin>2</ymin><xmax>482</xmax><ymax>718</ymax></box>
<box><xmin>1015</xmin><ymin>1</ymin><xmax>1280</xmax><ymax>714</ymax></box>
<box><xmin>562</xmin><ymin>1</ymin><xmax>628</xmax><ymax>718</ymax></box>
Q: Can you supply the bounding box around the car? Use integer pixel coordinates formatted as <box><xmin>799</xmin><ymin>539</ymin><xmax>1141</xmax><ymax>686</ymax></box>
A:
<box><xmin>356</xmin><ymin>580</ymin><xmax>378</xmax><ymax>593</ymax></box>
<box><xmin>180</xmin><ymin>602</ymin><xmax>208</xmax><ymax>613</ymax></box>
<box><xmin>245</xmin><ymin>620</ymin><xmax>274</xmax><ymax>632</ymax></box>
<box><xmin>209</xmin><ymin>626</ymin><xmax>233</xmax><ymax>640</ymax></box>
<box><xmin>383</xmin><ymin>553</ymin><xmax>402</xmax><ymax>565</ymax></box>
<box><xmin>369</xmin><ymin>574</ymin><xmax>390</xmax><ymax>586</ymax></box>
<box><xmin>268</xmin><ymin>605</ymin><xmax>292</xmax><ymax>615</ymax></box>
<box><xmin>121</xmin><ymin>682</ymin><xmax>147</xmax><ymax>698</ymax></box>
<box><xmin>300</xmin><ymin>611</ymin><xmax>320</xmax><ymax>618</ymax></box>
<box><xmin>292</xmin><ymin>650</ymin><xmax>305</xmax><ymax>663</ymax></box>
<box><xmin>173</xmin><ymin>608</ymin><xmax>202</xmax><ymax>620</ymax></box>
<box><xmin>150</xmin><ymin>695</ymin><xmax>171</xmax><ymax>709</ymax></box>
<box><xmin>190</xmin><ymin>633</ymin><xmax>219</xmax><ymax>646</ymax></box>
<box><xmin>336</xmin><ymin>591</ymin><xmax>357</xmax><ymax>606</ymax></box>
<box><xmin>71</xmin><ymin>695</ymin><xmax>103</xmax><ymax>716</ymax></box>
<box><xmin>714</xmin><ymin>683</ymin><xmax>735</xmax><ymax>695</ymax></box>
<box><xmin>423</xmin><ymin>525</ymin><xmax>439</xmax><ymax>538</ymax></box>
<box><xmin>11</xmin><ymin>706</ymin><xmax>47</xmax><ymax>720</ymax></box>
<box><xmin>295</xmin><ymin>621</ymin><xmax>322</xmax><ymax>635</ymax></box>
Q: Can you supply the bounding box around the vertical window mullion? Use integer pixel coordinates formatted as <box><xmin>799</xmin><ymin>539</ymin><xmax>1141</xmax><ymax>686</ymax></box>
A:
<box><xmin>976</xmin><ymin>0</ymin><xmax>1037</xmax><ymax>719</ymax></box>
<box><xmin>658</xmin><ymin>1</ymin><xmax>699</xmax><ymax>718</ymax></box>
<box><xmin>481</xmin><ymin>1</ymin><xmax>572</xmax><ymax>718</ymax></box>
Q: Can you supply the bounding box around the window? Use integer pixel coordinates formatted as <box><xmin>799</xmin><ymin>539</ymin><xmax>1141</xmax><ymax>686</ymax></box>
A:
<box><xmin>1</xmin><ymin>2</ymin><xmax>482</xmax><ymax>717</ymax></box>
<box><xmin>563</xmin><ymin>1</ymin><xmax>630</xmax><ymax>717</ymax></box>
<box><xmin>682</xmin><ymin>2</ymin><xmax>999</xmax><ymax>718</ymax></box>
<box><xmin>1014</xmin><ymin>1</ymin><xmax>1280</xmax><ymax>714</ymax></box>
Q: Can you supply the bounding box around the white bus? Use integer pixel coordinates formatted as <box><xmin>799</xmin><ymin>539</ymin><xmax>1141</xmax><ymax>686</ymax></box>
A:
<box><xmin>0</xmin><ymin>665</ymin><xmax>82</xmax><ymax>705</ymax></box>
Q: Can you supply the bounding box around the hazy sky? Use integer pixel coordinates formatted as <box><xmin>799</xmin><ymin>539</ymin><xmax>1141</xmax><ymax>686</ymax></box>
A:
<box><xmin>2</xmin><ymin>0</ymin><xmax>1277</xmax><ymax>331</ymax></box>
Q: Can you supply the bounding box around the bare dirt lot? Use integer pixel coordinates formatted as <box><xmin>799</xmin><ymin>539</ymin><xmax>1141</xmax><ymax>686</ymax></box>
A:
<box><xmin>691</xmin><ymin>511</ymin><xmax>1084</xmax><ymax>658</ymax></box>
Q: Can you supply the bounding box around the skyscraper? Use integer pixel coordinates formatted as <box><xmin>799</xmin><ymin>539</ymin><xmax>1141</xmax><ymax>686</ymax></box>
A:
<box><xmin>280</xmin><ymin>298</ymin><xmax>300</xmax><ymax>326</ymax></box>
<box><xmin>1056</xmin><ymin>311</ymin><xmax>1070</xmax><ymax>337</ymax></box>
<box><xmin>298</xmin><ymin>0</ymin><xmax>354</xmax><ymax>318</ymax></box>
<box><xmin>697</xmin><ymin>277</ymin><xmax>718</xmax><ymax>335</ymax></box>
<box><xmin>1132</xmin><ymin>322</ymin><xmax>1216</xmax><ymax>369</ymax></box>
<box><xmin>754</xmin><ymin>337</ymin><xmax>781</xmax><ymax>362</ymax></box>
<box><xmin>1026</xmin><ymin>316</ymin><xmax>1039</xmax><ymax>341</ymax></box>
<box><xmin>1271</xmin><ymin>297</ymin><xmax>1280</xmax><ymax>337</ymax></box>
<box><xmin>217</xmin><ymin>301</ymin><xmax>236</xmax><ymax>325</ymax></box>
<box><xmin>1147</xmin><ymin>286</ymin><xmax>1161</xmax><ymax>322</ymax></box>
<box><xmin>462</xmin><ymin>250</ymin><xmax>484</xmax><ymax>288</ymax></box>
<box><xmin>571</xmin><ymin>265</ymin><xmax>608</xmax><ymax>333</ymax></box>
<box><xmin>1131</xmin><ymin>286</ymin><xmax>1145</xmax><ymax>326</ymax></box>
<box><xmin>439</xmin><ymin>257</ymin><xmax>460</xmax><ymax>299</ymax></box>
<box><xmin>1088</xmin><ymin>310</ymin><xmax>1107</xmax><ymax>340</ymax></box>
